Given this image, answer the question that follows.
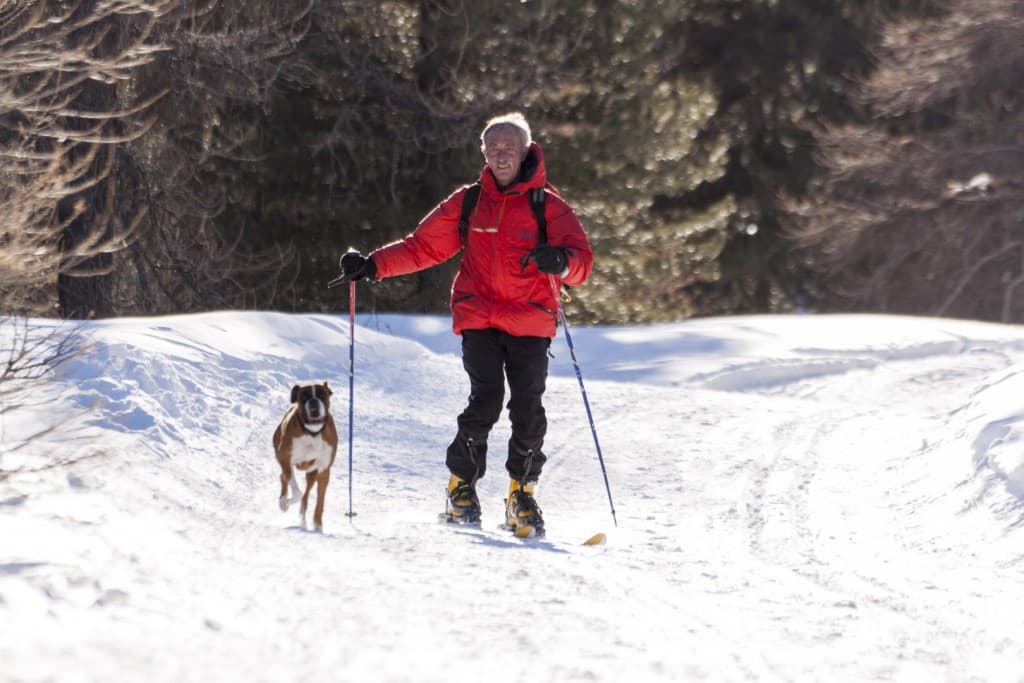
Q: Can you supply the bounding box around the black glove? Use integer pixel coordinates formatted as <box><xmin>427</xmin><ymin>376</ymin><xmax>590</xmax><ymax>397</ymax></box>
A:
<box><xmin>528</xmin><ymin>245</ymin><xmax>568</xmax><ymax>274</ymax></box>
<box><xmin>338</xmin><ymin>250</ymin><xmax>377</xmax><ymax>282</ymax></box>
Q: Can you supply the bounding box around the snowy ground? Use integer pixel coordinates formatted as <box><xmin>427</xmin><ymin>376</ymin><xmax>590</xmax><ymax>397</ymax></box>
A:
<box><xmin>1</xmin><ymin>311</ymin><xmax>1023</xmax><ymax>683</ymax></box>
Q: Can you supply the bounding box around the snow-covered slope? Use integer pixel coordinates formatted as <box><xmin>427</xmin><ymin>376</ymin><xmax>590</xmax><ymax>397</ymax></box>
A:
<box><xmin>2</xmin><ymin>312</ymin><xmax>1023</xmax><ymax>682</ymax></box>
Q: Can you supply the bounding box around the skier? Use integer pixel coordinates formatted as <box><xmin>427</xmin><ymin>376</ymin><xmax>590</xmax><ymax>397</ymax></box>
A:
<box><xmin>337</xmin><ymin>112</ymin><xmax>593</xmax><ymax>536</ymax></box>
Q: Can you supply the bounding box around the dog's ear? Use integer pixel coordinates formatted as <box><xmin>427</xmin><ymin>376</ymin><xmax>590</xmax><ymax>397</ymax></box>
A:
<box><xmin>323</xmin><ymin>381</ymin><xmax>332</xmax><ymax>396</ymax></box>
<box><xmin>290</xmin><ymin>384</ymin><xmax>301</xmax><ymax>404</ymax></box>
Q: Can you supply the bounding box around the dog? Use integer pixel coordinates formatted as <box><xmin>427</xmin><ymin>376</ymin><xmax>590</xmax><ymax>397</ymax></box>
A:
<box><xmin>273</xmin><ymin>381</ymin><xmax>338</xmax><ymax>531</ymax></box>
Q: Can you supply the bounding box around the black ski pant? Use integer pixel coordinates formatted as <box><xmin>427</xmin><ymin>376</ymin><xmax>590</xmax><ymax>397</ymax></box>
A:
<box><xmin>446</xmin><ymin>328</ymin><xmax>550</xmax><ymax>484</ymax></box>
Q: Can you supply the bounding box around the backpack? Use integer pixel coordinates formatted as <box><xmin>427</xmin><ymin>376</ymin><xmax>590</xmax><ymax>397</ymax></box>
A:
<box><xmin>457</xmin><ymin>183</ymin><xmax>548</xmax><ymax>248</ymax></box>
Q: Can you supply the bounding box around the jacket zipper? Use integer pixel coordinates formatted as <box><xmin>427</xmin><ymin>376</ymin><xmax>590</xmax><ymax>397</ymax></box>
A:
<box><xmin>529</xmin><ymin>301</ymin><xmax>556</xmax><ymax>317</ymax></box>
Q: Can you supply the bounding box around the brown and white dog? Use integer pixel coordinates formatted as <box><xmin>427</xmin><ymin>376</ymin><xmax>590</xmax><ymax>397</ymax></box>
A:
<box><xmin>273</xmin><ymin>381</ymin><xmax>338</xmax><ymax>531</ymax></box>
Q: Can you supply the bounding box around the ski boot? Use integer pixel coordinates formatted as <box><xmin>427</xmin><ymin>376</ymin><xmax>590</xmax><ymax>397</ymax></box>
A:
<box><xmin>505</xmin><ymin>478</ymin><xmax>544</xmax><ymax>538</ymax></box>
<box><xmin>446</xmin><ymin>474</ymin><xmax>481</xmax><ymax>524</ymax></box>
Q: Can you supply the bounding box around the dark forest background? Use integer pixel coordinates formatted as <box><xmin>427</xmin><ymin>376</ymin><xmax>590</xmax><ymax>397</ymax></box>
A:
<box><xmin>3</xmin><ymin>0</ymin><xmax>1023</xmax><ymax>325</ymax></box>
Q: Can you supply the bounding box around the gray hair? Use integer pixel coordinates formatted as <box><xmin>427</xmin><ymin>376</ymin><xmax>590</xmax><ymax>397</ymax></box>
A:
<box><xmin>480</xmin><ymin>112</ymin><xmax>532</xmax><ymax>149</ymax></box>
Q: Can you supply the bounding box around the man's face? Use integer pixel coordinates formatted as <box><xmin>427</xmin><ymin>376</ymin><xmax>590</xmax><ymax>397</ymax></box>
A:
<box><xmin>483</xmin><ymin>127</ymin><xmax>527</xmax><ymax>188</ymax></box>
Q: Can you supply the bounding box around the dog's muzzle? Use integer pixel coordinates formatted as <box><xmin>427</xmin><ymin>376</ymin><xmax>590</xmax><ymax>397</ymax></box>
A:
<box><xmin>302</xmin><ymin>398</ymin><xmax>328</xmax><ymax>434</ymax></box>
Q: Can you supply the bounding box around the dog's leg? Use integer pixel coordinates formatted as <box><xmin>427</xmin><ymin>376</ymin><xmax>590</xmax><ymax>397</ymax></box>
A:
<box><xmin>279</xmin><ymin>466</ymin><xmax>303</xmax><ymax>511</ymax></box>
<box><xmin>299</xmin><ymin>471</ymin><xmax>316</xmax><ymax>528</ymax></box>
<box><xmin>312</xmin><ymin>468</ymin><xmax>331</xmax><ymax>532</ymax></box>
<box><xmin>279</xmin><ymin>468</ymin><xmax>292</xmax><ymax>512</ymax></box>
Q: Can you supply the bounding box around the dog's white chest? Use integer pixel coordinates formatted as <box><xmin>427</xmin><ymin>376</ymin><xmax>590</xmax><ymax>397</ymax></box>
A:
<box><xmin>291</xmin><ymin>434</ymin><xmax>334</xmax><ymax>473</ymax></box>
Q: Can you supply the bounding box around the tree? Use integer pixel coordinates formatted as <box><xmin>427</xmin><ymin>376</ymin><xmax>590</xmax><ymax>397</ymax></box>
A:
<box><xmin>650</xmin><ymin>0</ymin><xmax>943</xmax><ymax>318</ymax></box>
<box><xmin>106</xmin><ymin>0</ymin><xmax>312</xmax><ymax>314</ymax></box>
<box><xmin>0</xmin><ymin>0</ymin><xmax>171</xmax><ymax>318</ymax></box>
<box><xmin>1</xmin><ymin>0</ymin><xmax>315</xmax><ymax>319</ymax></box>
<box><xmin>791</xmin><ymin>0</ymin><xmax>1024</xmax><ymax>322</ymax></box>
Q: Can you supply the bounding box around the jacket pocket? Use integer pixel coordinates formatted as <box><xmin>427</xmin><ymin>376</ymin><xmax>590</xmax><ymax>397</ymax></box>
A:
<box><xmin>529</xmin><ymin>301</ymin><xmax>556</xmax><ymax>317</ymax></box>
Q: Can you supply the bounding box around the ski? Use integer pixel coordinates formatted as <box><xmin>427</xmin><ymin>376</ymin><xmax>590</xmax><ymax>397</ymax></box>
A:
<box><xmin>439</xmin><ymin>513</ymin><xmax>606</xmax><ymax>547</ymax></box>
<box><xmin>499</xmin><ymin>522</ymin><xmax>606</xmax><ymax>546</ymax></box>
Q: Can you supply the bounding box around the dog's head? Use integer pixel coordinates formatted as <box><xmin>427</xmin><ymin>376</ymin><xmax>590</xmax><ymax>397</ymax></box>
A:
<box><xmin>290</xmin><ymin>382</ymin><xmax>332</xmax><ymax>434</ymax></box>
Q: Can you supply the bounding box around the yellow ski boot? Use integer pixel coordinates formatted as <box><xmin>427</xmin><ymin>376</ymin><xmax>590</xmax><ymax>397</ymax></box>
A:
<box><xmin>505</xmin><ymin>478</ymin><xmax>544</xmax><ymax>538</ymax></box>
<box><xmin>446</xmin><ymin>474</ymin><xmax>481</xmax><ymax>524</ymax></box>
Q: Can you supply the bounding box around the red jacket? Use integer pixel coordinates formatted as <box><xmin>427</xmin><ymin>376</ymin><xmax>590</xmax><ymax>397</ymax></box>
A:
<box><xmin>370</xmin><ymin>143</ymin><xmax>593</xmax><ymax>338</ymax></box>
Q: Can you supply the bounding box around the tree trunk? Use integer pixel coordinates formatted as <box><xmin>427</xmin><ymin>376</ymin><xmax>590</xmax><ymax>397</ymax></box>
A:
<box><xmin>55</xmin><ymin>3</ymin><xmax>121</xmax><ymax>320</ymax></box>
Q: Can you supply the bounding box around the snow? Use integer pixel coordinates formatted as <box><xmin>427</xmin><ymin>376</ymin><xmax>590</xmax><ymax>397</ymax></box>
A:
<box><xmin>2</xmin><ymin>310</ymin><xmax>1024</xmax><ymax>682</ymax></box>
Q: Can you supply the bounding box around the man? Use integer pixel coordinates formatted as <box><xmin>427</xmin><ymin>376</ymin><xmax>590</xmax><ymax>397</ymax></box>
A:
<box><xmin>338</xmin><ymin>112</ymin><xmax>593</xmax><ymax>536</ymax></box>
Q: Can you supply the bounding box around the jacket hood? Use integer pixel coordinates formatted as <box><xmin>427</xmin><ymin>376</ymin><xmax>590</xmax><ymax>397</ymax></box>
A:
<box><xmin>480</xmin><ymin>142</ymin><xmax>547</xmax><ymax>194</ymax></box>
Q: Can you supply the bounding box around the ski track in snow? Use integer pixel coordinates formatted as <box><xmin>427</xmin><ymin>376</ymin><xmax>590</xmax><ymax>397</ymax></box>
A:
<box><xmin>1</xmin><ymin>312</ymin><xmax>1024</xmax><ymax>682</ymax></box>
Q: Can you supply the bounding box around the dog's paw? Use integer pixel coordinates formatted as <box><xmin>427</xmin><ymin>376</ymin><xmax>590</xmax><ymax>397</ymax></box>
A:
<box><xmin>278</xmin><ymin>496</ymin><xmax>290</xmax><ymax>512</ymax></box>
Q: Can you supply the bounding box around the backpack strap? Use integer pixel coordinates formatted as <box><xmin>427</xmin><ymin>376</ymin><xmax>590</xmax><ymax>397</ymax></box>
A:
<box><xmin>529</xmin><ymin>187</ymin><xmax>547</xmax><ymax>245</ymax></box>
<box><xmin>530</xmin><ymin>186</ymin><xmax>571</xmax><ymax>294</ymax></box>
<box><xmin>458</xmin><ymin>182</ymin><xmax>482</xmax><ymax>248</ymax></box>
<box><xmin>461</xmin><ymin>183</ymin><xmax>548</xmax><ymax>247</ymax></box>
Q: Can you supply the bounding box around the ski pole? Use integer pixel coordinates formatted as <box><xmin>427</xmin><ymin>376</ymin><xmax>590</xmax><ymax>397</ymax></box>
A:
<box><xmin>346</xmin><ymin>279</ymin><xmax>356</xmax><ymax>518</ymax></box>
<box><xmin>327</xmin><ymin>257</ymin><xmax>359</xmax><ymax>519</ymax></box>
<box><xmin>549</xmin><ymin>275</ymin><xmax>617</xmax><ymax>527</ymax></box>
